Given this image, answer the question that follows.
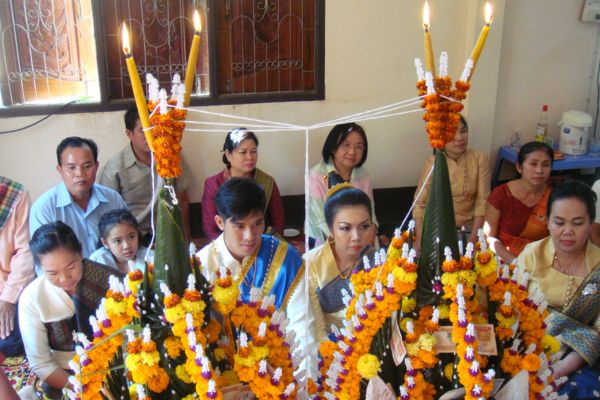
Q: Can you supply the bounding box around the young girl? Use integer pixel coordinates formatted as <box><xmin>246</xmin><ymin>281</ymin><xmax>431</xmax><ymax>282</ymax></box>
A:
<box><xmin>90</xmin><ymin>209</ymin><xmax>150</xmax><ymax>273</ymax></box>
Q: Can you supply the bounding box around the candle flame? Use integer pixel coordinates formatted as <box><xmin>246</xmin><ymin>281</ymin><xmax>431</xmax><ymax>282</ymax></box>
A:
<box><xmin>193</xmin><ymin>10</ymin><xmax>202</xmax><ymax>33</ymax></box>
<box><xmin>485</xmin><ymin>2</ymin><xmax>493</xmax><ymax>25</ymax></box>
<box><xmin>422</xmin><ymin>1</ymin><xmax>430</xmax><ymax>30</ymax></box>
<box><xmin>121</xmin><ymin>24</ymin><xmax>131</xmax><ymax>55</ymax></box>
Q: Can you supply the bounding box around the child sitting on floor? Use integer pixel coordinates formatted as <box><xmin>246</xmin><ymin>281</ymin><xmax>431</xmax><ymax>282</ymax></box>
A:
<box><xmin>89</xmin><ymin>209</ymin><xmax>150</xmax><ymax>273</ymax></box>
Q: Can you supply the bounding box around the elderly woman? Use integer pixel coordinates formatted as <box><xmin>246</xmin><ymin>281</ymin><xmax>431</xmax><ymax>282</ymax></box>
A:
<box><xmin>414</xmin><ymin>115</ymin><xmax>490</xmax><ymax>246</ymax></box>
<box><xmin>19</xmin><ymin>222</ymin><xmax>122</xmax><ymax>398</ymax></box>
<box><xmin>485</xmin><ymin>141</ymin><xmax>554</xmax><ymax>261</ymax></box>
<box><xmin>517</xmin><ymin>180</ymin><xmax>600</xmax><ymax>398</ymax></box>
<box><xmin>201</xmin><ymin>128</ymin><xmax>285</xmax><ymax>240</ymax></box>
<box><xmin>308</xmin><ymin>122</ymin><xmax>378</xmax><ymax>247</ymax></box>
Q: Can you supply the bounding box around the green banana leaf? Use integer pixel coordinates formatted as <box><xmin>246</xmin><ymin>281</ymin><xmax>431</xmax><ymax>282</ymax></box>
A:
<box><xmin>417</xmin><ymin>150</ymin><xmax>460</xmax><ymax>307</ymax></box>
<box><xmin>152</xmin><ymin>183</ymin><xmax>192</xmax><ymax>297</ymax></box>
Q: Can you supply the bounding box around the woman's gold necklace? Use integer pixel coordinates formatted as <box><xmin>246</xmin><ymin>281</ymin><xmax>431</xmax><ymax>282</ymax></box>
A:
<box><xmin>553</xmin><ymin>251</ymin><xmax>585</xmax><ymax>307</ymax></box>
<box><xmin>553</xmin><ymin>251</ymin><xmax>584</xmax><ymax>275</ymax></box>
<box><xmin>339</xmin><ymin>265</ymin><xmax>353</xmax><ymax>279</ymax></box>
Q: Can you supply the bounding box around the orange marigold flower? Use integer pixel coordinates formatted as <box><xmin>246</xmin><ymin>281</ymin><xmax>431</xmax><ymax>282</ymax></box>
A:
<box><xmin>164</xmin><ymin>293</ymin><xmax>181</xmax><ymax>308</ymax></box>
<box><xmin>128</xmin><ymin>340</ymin><xmax>142</xmax><ymax>354</ymax></box>
<box><xmin>128</xmin><ymin>270</ymin><xmax>143</xmax><ymax>281</ymax></box>
<box><xmin>183</xmin><ymin>289</ymin><xmax>201</xmax><ymax>301</ymax></box>
<box><xmin>442</xmin><ymin>259</ymin><xmax>460</xmax><ymax>273</ymax></box>
<box><xmin>522</xmin><ymin>353</ymin><xmax>541</xmax><ymax>372</ymax></box>
<box><xmin>141</xmin><ymin>341</ymin><xmax>157</xmax><ymax>352</ymax></box>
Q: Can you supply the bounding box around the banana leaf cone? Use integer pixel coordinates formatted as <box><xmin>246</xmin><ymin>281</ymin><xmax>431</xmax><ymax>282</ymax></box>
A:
<box><xmin>139</xmin><ymin>181</ymin><xmax>209</xmax><ymax>398</ymax></box>
<box><xmin>152</xmin><ymin>182</ymin><xmax>193</xmax><ymax>297</ymax></box>
<box><xmin>416</xmin><ymin>150</ymin><xmax>460</xmax><ymax>307</ymax></box>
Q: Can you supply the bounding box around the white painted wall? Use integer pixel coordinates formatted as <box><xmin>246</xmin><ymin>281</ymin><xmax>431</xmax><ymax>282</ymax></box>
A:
<box><xmin>492</xmin><ymin>0</ymin><xmax>599</xmax><ymax>155</ymax></box>
<box><xmin>0</xmin><ymin>0</ymin><xmax>596</xmax><ymax>205</ymax></box>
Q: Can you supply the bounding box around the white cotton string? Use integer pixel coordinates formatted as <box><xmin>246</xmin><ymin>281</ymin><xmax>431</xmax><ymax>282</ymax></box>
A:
<box><xmin>369</xmin><ymin>161</ymin><xmax>434</xmax><ymax>292</ymax></box>
<box><xmin>141</xmin><ymin>107</ymin><xmax>159</xmax><ymax>132</ymax></box>
<box><xmin>179</xmin><ymin>119</ymin><xmax>296</xmax><ymax>130</ymax></box>
<box><xmin>439</xmin><ymin>94</ymin><xmax>464</xmax><ymax>104</ymax></box>
<box><xmin>398</xmin><ymin>161</ymin><xmax>434</xmax><ymax>231</ymax></box>
<box><xmin>146</xmin><ymin>152</ymin><xmax>157</xmax><ymax>256</ymax></box>
<box><xmin>165</xmin><ymin>184</ymin><xmax>179</xmax><ymax>205</ymax></box>
<box><xmin>174</xmin><ymin>104</ymin><xmax>303</xmax><ymax>129</ymax></box>
<box><xmin>309</xmin><ymin>96</ymin><xmax>424</xmax><ymax>129</ymax></box>
<box><xmin>303</xmin><ymin>126</ymin><xmax>311</xmax><ymax>385</ymax></box>
<box><xmin>308</xmin><ymin>96</ymin><xmax>424</xmax><ymax>129</ymax></box>
<box><xmin>310</xmin><ymin>101</ymin><xmax>423</xmax><ymax>130</ymax></box>
<box><xmin>182</xmin><ymin>127</ymin><xmax>303</xmax><ymax>133</ymax></box>
<box><xmin>335</xmin><ymin>108</ymin><xmax>425</xmax><ymax>127</ymax></box>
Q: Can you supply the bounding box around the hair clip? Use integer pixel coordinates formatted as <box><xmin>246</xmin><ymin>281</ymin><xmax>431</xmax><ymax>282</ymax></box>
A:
<box><xmin>229</xmin><ymin>128</ymin><xmax>248</xmax><ymax>147</ymax></box>
<box><xmin>326</xmin><ymin>182</ymin><xmax>354</xmax><ymax>200</ymax></box>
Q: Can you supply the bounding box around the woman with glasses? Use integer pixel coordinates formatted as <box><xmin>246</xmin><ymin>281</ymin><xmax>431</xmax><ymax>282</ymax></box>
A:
<box><xmin>202</xmin><ymin>128</ymin><xmax>285</xmax><ymax>240</ymax></box>
<box><xmin>413</xmin><ymin>115</ymin><xmax>491</xmax><ymax>248</ymax></box>
<box><xmin>308</xmin><ymin>122</ymin><xmax>378</xmax><ymax>247</ymax></box>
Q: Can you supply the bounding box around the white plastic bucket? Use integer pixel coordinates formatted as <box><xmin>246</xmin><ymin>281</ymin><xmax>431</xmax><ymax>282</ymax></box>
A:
<box><xmin>559</xmin><ymin>110</ymin><xmax>593</xmax><ymax>155</ymax></box>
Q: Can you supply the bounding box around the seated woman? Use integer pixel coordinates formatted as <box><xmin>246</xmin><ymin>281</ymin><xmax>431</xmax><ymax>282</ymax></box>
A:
<box><xmin>517</xmin><ymin>180</ymin><xmax>600</xmax><ymax>399</ymax></box>
<box><xmin>305</xmin><ymin>175</ymin><xmax>375</xmax><ymax>343</ymax></box>
<box><xmin>413</xmin><ymin>115</ymin><xmax>490</xmax><ymax>246</ymax></box>
<box><xmin>19</xmin><ymin>222</ymin><xmax>123</xmax><ymax>398</ymax></box>
<box><xmin>485</xmin><ymin>141</ymin><xmax>553</xmax><ymax>261</ymax></box>
<box><xmin>202</xmin><ymin>128</ymin><xmax>284</xmax><ymax>241</ymax></box>
<box><xmin>308</xmin><ymin>122</ymin><xmax>378</xmax><ymax>247</ymax></box>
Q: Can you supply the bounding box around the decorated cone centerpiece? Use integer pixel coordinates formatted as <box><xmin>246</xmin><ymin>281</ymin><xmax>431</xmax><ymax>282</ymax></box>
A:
<box><xmin>315</xmin><ymin>3</ymin><xmax>564</xmax><ymax>400</ymax></box>
<box><xmin>66</xmin><ymin>12</ymin><xmax>303</xmax><ymax>400</ymax></box>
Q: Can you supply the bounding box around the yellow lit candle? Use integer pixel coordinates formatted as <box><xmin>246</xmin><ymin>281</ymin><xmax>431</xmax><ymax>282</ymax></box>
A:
<box><xmin>122</xmin><ymin>24</ymin><xmax>154</xmax><ymax>151</ymax></box>
<box><xmin>422</xmin><ymin>1</ymin><xmax>436</xmax><ymax>77</ymax></box>
<box><xmin>184</xmin><ymin>10</ymin><xmax>202</xmax><ymax>106</ymax></box>
<box><xmin>468</xmin><ymin>2</ymin><xmax>493</xmax><ymax>82</ymax></box>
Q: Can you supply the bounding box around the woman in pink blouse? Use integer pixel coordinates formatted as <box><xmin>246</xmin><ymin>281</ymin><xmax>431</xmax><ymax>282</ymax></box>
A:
<box><xmin>201</xmin><ymin>128</ymin><xmax>285</xmax><ymax>240</ymax></box>
<box><xmin>308</xmin><ymin>123</ymin><xmax>378</xmax><ymax>247</ymax></box>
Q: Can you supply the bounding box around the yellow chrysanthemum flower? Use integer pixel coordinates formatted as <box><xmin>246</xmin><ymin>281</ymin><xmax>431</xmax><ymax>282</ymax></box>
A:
<box><xmin>357</xmin><ymin>354</ymin><xmax>381</xmax><ymax>379</ymax></box>
<box><xmin>392</xmin><ymin>268</ymin><xmax>417</xmax><ymax>284</ymax></box>
<box><xmin>164</xmin><ymin>304</ymin><xmax>186</xmax><ymax>323</ymax></box>
<box><xmin>406</xmin><ymin>342</ymin><xmax>420</xmax><ymax>356</ymax></box>
<box><xmin>105</xmin><ymin>298</ymin><xmax>128</xmax><ymax>316</ymax></box>
<box><xmin>141</xmin><ymin>351</ymin><xmax>160</xmax><ymax>366</ymax></box>
<box><xmin>175</xmin><ymin>364</ymin><xmax>192</xmax><ymax>384</ymax></box>
<box><xmin>438</xmin><ymin>304</ymin><xmax>450</xmax><ymax>320</ymax></box>
<box><xmin>220</xmin><ymin>370</ymin><xmax>240</xmax><ymax>386</ymax></box>
<box><xmin>401</xmin><ymin>297</ymin><xmax>416</xmax><ymax>313</ymax></box>
<box><xmin>444</xmin><ymin>363</ymin><xmax>454</xmax><ymax>381</ymax></box>
<box><xmin>541</xmin><ymin>334</ymin><xmax>561</xmax><ymax>354</ymax></box>
<box><xmin>418</xmin><ymin>333</ymin><xmax>436</xmax><ymax>352</ymax></box>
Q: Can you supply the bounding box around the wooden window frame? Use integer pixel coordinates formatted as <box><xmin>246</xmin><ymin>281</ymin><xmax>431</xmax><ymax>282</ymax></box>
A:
<box><xmin>0</xmin><ymin>0</ymin><xmax>325</xmax><ymax>118</ymax></box>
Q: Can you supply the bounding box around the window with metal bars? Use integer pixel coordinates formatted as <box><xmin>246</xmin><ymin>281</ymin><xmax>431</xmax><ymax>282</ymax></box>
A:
<box><xmin>0</xmin><ymin>0</ymin><xmax>324</xmax><ymax>116</ymax></box>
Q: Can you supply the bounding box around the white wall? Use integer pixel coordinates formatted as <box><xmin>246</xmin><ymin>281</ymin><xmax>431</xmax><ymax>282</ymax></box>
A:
<box><xmin>493</xmin><ymin>1</ymin><xmax>599</xmax><ymax>153</ymax></box>
<box><xmin>1</xmin><ymin>0</ymin><xmax>595</xmax><ymax>205</ymax></box>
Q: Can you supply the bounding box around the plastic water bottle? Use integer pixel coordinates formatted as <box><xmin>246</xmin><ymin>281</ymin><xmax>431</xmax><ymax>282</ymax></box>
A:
<box><xmin>534</xmin><ymin>105</ymin><xmax>549</xmax><ymax>143</ymax></box>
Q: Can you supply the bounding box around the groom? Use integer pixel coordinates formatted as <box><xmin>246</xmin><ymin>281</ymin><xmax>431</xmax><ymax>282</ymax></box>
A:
<box><xmin>196</xmin><ymin>178</ymin><xmax>303</xmax><ymax>309</ymax></box>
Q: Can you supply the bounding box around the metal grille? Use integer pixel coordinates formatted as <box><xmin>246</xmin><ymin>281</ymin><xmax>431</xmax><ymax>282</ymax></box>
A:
<box><xmin>103</xmin><ymin>0</ymin><xmax>209</xmax><ymax>100</ymax></box>
<box><xmin>0</xmin><ymin>0</ymin><xmax>100</xmax><ymax>106</ymax></box>
<box><xmin>217</xmin><ymin>0</ymin><xmax>317</xmax><ymax>95</ymax></box>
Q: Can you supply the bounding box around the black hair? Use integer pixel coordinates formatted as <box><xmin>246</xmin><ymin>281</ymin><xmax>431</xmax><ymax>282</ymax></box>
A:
<box><xmin>459</xmin><ymin>114</ymin><xmax>468</xmax><ymax>132</ymax></box>
<box><xmin>222</xmin><ymin>128</ymin><xmax>259</xmax><ymax>167</ymax></box>
<box><xmin>30</xmin><ymin>221</ymin><xmax>83</xmax><ymax>266</ymax></box>
<box><xmin>124</xmin><ymin>107</ymin><xmax>140</xmax><ymax>131</ymax></box>
<box><xmin>56</xmin><ymin>136</ymin><xmax>99</xmax><ymax>165</ymax></box>
<box><xmin>215</xmin><ymin>178</ymin><xmax>265</xmax><ymax>221</ymax></box>
<box><xmin>98</xmin><ymin>209</ymin><xmax>139</xmax><ymax>240</ymax></box>
<box><xmin>547</xmin><ymin>180</ymin><xmax>596</xmax><ymax>222</ymax></box>
<box><xmin>321</xmin><ymin>122</ymin><xmax>368</xmax><ymax>167</ymax></box>
<box><xmin>517</xmin><ymin>141</ymin><xmax>554</xmax><ymax>166</ymax></box>
<box><xmin>324</xmin><ymin>177</ymin><xmax>373</xmax><ymax>228</ymax></box>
